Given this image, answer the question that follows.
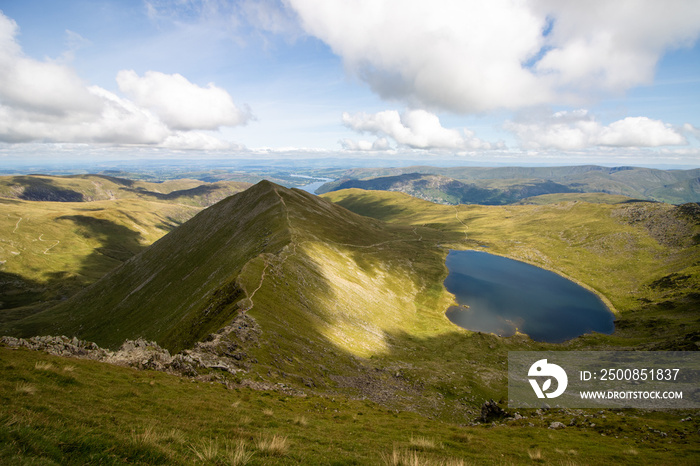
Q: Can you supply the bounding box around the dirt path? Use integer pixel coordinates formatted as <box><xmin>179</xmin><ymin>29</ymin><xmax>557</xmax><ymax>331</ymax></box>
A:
<box><xmin>12</xmin><ymin>216</ymin><xmax>22</xmax><ymax>234</ymax></box>
<box><xmin>38</xmin><ymin>234</ymin><xmax>60</xmax><ymax>254</ymax></box>
<box><xmin>454</xmin><ymin>206</ymin><xmax>468</xmax><ymax>240</ymax></box>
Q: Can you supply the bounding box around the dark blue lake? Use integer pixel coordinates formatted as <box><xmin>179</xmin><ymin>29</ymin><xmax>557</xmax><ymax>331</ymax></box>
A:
<box><xmin>444</xmin><ymin>250</ymin><xmax>615</xmax><ymax>343</ymax></box>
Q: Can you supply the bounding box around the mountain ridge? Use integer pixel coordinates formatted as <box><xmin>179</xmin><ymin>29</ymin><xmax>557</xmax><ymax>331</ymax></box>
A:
<box><xmin>6</xmin><ymin>180</ymin><xmax>447</xmax><ymax>358</ymax></box>
<box><xmin>318</xmin><ymin>165</ymin><xmax>700</xmax><ymax>204</ymax></box>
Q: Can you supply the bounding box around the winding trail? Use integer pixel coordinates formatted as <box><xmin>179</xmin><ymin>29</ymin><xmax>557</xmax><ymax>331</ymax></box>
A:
<box><xmin>12</xmin><ymin>216</ymin><xmax>22</xmax><ymax>234</ymax></box>
<box><xmin>38</xmin><ymin>234</ymin><xmax>60</xmax><ymax>254</ymax></box>
<box><xmin>246</xmin><ymin>260</ymin><xmax>271</xmax><ymax>306</ymax></box>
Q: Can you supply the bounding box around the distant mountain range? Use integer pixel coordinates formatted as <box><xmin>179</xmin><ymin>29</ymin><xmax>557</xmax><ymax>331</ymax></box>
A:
<box><xmin>318</xmin><ymin>165</ymin><xmax>700</xmax><ymax>204</ymax></box>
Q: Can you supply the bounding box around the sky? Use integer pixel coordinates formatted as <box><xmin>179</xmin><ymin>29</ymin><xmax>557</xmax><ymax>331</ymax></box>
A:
<box><xmin>1</xmin><ymin>0</ymin><xmax>700</xmax><ymax>168</ymax></box>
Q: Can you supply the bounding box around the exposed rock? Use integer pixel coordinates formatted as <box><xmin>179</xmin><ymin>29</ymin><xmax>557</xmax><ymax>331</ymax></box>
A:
<box><xmin>549</xmin><ymin>421</ymin><xmax>566</xmax><ymax>430</ymax></box>
<box><xmin>479</xmin><ymin>399</ymin><xmax>507</xmax><ymax>423</ymax></box>
<box><xmin>0</xmin><ymin>314</ymin><xmax>265</xmax><ymax>388</ymax></box>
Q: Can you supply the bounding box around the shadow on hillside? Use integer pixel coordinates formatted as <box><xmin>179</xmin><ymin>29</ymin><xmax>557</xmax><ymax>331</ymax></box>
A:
<box><xmin>12</xmin><ymin>176</ymin><xmax>84</xmax><ymax>202</ymax></box>
<box><xmin>122</xmin><ymin>184</ymin><xmax>220</xmax><ymax>201</ymax></box>
<box><xmin>57</xmin><ymin>216</ymin><xmax>147</xmax><ymax>279</ymax></box>
<box><xmin>0</xmin><ymin>271</ymin><xmax>48</xmax><ymax>314</ymax></box>
<box><xmin>0</xmin><ymin>216</ymin><xmax>148</xmax><ymax>321</ymax></box>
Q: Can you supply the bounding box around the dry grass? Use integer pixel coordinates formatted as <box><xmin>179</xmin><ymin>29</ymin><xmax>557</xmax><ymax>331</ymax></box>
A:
<box><xmin>410</xmin><ymin>435</ymin><xmax>440</xmax><ymax>451</ymax></box>
<box><xmin>528</xmin><ymin>448</ymin><xmax>543</xmax><ymax>461</ymax></box>
<box><xmin>62</xmin><ymin>365</ymin><xmax>76</xmax><ymax>372</ymax></box>
<box><xmin>255</xmin><ymin>433</ymin><xmax>289</xmax><ymax>456</ymax></box>
<box><xmin>624</xmin><ymin>447</ymin><xmax>638</xmax><ymax>456</ymax></box>
<box><xmin>129</xmin><ymin>425</ymin><xmax>185</xmax><ymax>447</ymax></box>
<box><xmin>382</xmin><ymin>447</ymin><xmax>466</xmax><ymax>466</ymax></box>
<box><xmin>15</xmin><ymin>382</ymin><xmax>37</xmax><ymax>395</ymax></box>
<box><xmin>293</xmin><ymin>415</ymin><xmax>308</xmax><ymax>426</ymax></box>
<box><xmin>34</xmin><ymin>361</ymin><xmax>54</xmax><ymax>370</ymax></box>
<box><xmin>189</xmin><ymin>438</ymin><xmax>219</xmax><ymax>462</ymax></box>
<box><xmin>225</xmin><ymin>439</ymin><xmax>254</xmax><ymax>465</ymax></box>
<box><xmin>262</xmin><ymin>408</ymin><xmax>274</xmax><ymax>417</ymax></box>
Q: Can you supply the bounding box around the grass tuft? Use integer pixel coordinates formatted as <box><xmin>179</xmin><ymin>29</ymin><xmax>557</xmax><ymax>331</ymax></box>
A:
<box><xmin>410</xmin><ymin>435</ymin><xmax>439</xmax><ymax>451</ymax></box>
<box><xmin>62</xmin><ymin>365</ymin><xmax>76</xmax><ymax>372</ymax></box>
<box><xmin>382</xmin><ymin>447</ymin><xmax>466</xmax><ymax>466</ymax></box>
<box><xmin>189</xmin><ymin>438</ymin><xmax>220</xmax><ymax>462</ymax></box>
<box><xmin>293</xmin><ymin>415</ymin><xmax>308</xmax><ymax>426</ymax></box>
<box><xmin>15</xmin><ymin>382</ymin><xmax>36</xmax><ymax>395</ymax></box>
<box><xmin>528</xmin><ymin>448</ymin><xmax>543</xmax><ymax>461</ymax></box>
<box><xmin>255</xmin><ymin>433</ymin><xmax>288</xmax><ymax>456</ymax></box>
<box><xmin>34</xmin><ymin>361</ymin><xmax>54</xmax><ymax>370</ymax></box>
<box><xmin>225</xmin><ymin>439</ymin><xmax>254</xmax><ymax>465</ymax></box>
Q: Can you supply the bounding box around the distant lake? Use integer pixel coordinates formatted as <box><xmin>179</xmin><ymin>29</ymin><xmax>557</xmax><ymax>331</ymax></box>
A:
<box><xmin>444</xmin><ymin>250</ymin><xmax>614</xmax><ymax>343</ymax></box>
<box><xmin>293</xmin><ymin>176</ymin><xmax>334</xmax><ymax>195</ymax></box>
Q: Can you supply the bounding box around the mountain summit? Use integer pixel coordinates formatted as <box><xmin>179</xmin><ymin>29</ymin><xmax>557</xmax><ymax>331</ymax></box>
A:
<box><xmin>11</xmin><ymin>181</ymin><xmax>445</xmax><ymax>357</ymax></box>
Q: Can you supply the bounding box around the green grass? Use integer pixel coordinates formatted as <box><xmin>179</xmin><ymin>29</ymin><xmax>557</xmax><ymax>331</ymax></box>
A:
<box><xmin>1</xmin><ymin>346</ymin><xmax>698</xmax><ymax>465</ymax></box>
<box><xmin>0</xmin><ymin>175</ymin><xmax>249</xmax><ymax>317</ymax></box>
<box><xmin>2</xmin><ymin>181</ymin><xmax>700</xmax><ymax>463</ymax></box>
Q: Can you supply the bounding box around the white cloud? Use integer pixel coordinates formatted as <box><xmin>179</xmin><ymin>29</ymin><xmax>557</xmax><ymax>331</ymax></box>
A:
<box><xmin>116</xmin><ymin>70</ymin><xmax>252</xmax><ymax>131</ymax></box>
<box><xmin>0</xmin><ymin>14</ymin><xmax>101</xmax><ymax>117</ymax></box>
<box><xmin>342</xmin><ymin>109</ymin><xmax>497</xmax><ymax>150</ymax></box>
<box><xmin>505</xmin><ymin>110</ymin><xmax>687</xmax><ymax>150</ymax></box>
<box><xmin>289</xmin><ymin>0</ymin><xmax>700</xmax><ymax>112</ymax></box>
<box><xmin>339</xmin><ymin>137</ymin><xmax>391</xmax><ymax>151</ymax></box>
<box><xmin>162</xmin><ymin>131</ymin><xmax>243</xmax><ymax>150</ymax></box>
<box><xmin>0</xmin><ymin>11</ymin><xmax>248</xmax><ymax>150</ymax></box>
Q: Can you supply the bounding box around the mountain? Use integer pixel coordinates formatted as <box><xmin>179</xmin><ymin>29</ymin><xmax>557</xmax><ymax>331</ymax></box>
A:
<box><xmin>3</xmin><ymin>179</ymin><xmax>700</xmax><ymax>438</ymax></box>
<box><xmin>318</xmin><ymin>165</ymin><xmax>700</xmax><ymax>204</ymax></box>
<box><xmin>7</xmin><ymin>181</ymin><xmax>450</xmax><ymax>357</ymax></box>
<box><xmin>319</xmin><ymin>173</ymin><xmax>580</xmax><ymax>205</ymax></box>
<box><xmin>0</xmin><ymin>176</ymin><xmax>251</xmax><ymax>316</ymax></box>
<box><xmin>0</xmin><ymin>174</ymin><xmax>251</xmax><ymax>206</ymax></box>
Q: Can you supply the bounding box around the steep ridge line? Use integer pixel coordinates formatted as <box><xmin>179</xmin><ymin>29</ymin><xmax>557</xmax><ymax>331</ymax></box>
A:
<box><xmin>243</xmin><ymin>187</ymin><xmax>297</xmax><ymax>312</ymax></box>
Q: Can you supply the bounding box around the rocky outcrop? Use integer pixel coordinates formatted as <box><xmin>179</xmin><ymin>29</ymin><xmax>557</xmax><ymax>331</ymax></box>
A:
<box><xmin>0</xmin><ymin>314</ymin><xmax>262</xmax><ymax>381</ymax></box>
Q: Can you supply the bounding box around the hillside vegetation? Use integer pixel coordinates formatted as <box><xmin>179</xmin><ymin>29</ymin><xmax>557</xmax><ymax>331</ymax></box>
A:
<box><xmin>3</xmin><ymin>182</ymin><xmax>699</xmax><ymax>417</ymax></box>
<box><xmin>0</xmin><ymin>175</ymin><xmax>250</xmax><ymax>318</ymax></box>
<box><xmin>0</xmin><ymin>174</ymin><xmax>250</xmax><ymax>205</ymax></box>
<box><xmin>1</xmin><ymin>181</ymin><xmax>700</xmax><ymax>463</ymax></box>
<box><xmin>3</xmin><ymin>346</ymin><xmax>698</xmax><ymax>465</ymax></box>
<box><xmin>318</xmin><ymin>165</ymin><xmax>700</xmax><ymax>204</ymax></box>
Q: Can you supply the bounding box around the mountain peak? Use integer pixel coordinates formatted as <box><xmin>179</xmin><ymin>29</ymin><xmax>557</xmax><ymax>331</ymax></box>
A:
<box><xmin>11</xmin><ymin>180</ymin><xmax>399</xmax><ymax>352</ymax></box>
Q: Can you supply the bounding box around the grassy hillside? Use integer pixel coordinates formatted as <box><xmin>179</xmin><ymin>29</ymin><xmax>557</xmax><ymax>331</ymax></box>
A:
<box><xmin>0</xmin><ymin>174</ymin><xmax>250</xmax><ymax>205</ymax></box>
<box><xmin>319</xmin><ymin>165</ymin><xmax>700</xmax><ymax>204</ymax></box>
<box><xmin>0</xmin><ymin>197</ymin><xmax>197</xmax><ymax>315</ymax></box>
<box><xmin>3</xmin><ymin>346</ymin><xmax>698</xmax><ymax>465</ymax></box>
<box><xmin>323</xmin><ymin>189</ymin><xmax>700</xmax><ymax>348</ymax></box>
<box><xmin>2</xmin><ymin>182</ymin><xmax>700</xmax><ymax>463</ymax></box>
<box><xmin>0</xmin><ymin>176</ymin><xmax>250</xmax><ymax>317</ymax></box>
<box><xmin>4</xmin><ymin>182</ymin><xmax>699</xmax><ymax>422</ymax></box>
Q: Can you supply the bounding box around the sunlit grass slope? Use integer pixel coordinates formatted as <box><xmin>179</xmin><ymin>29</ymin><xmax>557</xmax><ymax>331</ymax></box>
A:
<box><xmin>3</xmin><ymin>347</ymin><xmax>698</xmax><ymax>465</ymax></box>
<box><xmin>323</xmin><ymin>189</ymin><xmax>700</xmax><ymax>349</ymax></box>
<box><xmin>4</xmin><ymin>182</ymin><xmax>699</xmax><ymax>426</ymax></box>
<box><xmin>0</xmin><ymin>178</ymin><xmax>250</xmax><ymax>320</ymax></box>
<box><xmin>0</xmin><ymin>174</ymin><xmax>250</xmax><ymax>205</ymax></box>
<box><xmin>0</xmin><ymin>197</ymin><xmax>199</xmax><ymax>315</ymax></box>
<box><xmin>5</xmin><ymin>182</ymin><xmax>452</xmax><ymax>357</ymax></box>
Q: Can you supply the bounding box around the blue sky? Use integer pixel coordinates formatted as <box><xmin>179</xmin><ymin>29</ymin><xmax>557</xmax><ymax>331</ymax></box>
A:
<box><xmin>1</xmin><ymin>0</ymin><xmax>700</xmax><ymax>167</ymax></box>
